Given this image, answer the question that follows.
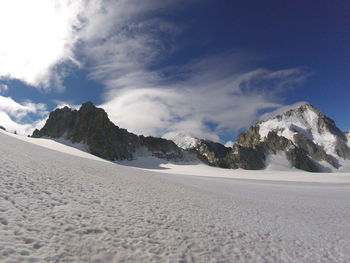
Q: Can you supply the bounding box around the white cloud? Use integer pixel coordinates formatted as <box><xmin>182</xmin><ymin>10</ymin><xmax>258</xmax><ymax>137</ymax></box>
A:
<box><xmin>0</xmin><ymin>95</ymin><xmax>48</xmax><ymax>135</ymax></box>
<box><xmin>0</xmin><ymin>0</ymin><xmax>186</xmax><ymax>90</ymax></box>
<box><xmin>100</xmin><ymin>63</ymin><xmax>307</xmax><ymax>140</ymax></box>
<box><xmin>0</xmin><ymin>84</ymin><xmax>9</xmax><ymax>94</ymax></box>
<box><xmin>75</xmin><ymin>1</ymin><xmax>311</xmax><ymax>141</ymax></box>
<box><xmin>0</xmin><ymin>0</ymin><xmax>311</xmax><ymax>141</ymax></box>
<box><xmin>0</xmin><ymin>0</ymin><xmax>85</xmax><ymax>89</ymax></box>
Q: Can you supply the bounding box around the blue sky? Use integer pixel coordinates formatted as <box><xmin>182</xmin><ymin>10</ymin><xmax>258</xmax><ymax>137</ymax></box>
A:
<box><xmin>0</xmin><ymin>0</ymin><xmax>349</xmax><ymax>142</ymax></box>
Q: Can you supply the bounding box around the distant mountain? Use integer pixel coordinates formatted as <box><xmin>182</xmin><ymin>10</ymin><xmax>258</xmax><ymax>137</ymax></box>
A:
<box><xmin>168</xmin><ymin>104</ymin><xmax>350</xmax><ymax>172</ymax></box>
<box><xmin>163</xmin><ymin>132</ymin><xmax>200</xmax><ymax>150</ymax></box>
<box><xmin>32</xmin><ymin>102</ymin><xmax>185</xmax><ymax>161</ymax></box>
<box><xmin>32</xmin><ymin>102</ymin><xmax>350</xmax><ymax>172</ymax></box>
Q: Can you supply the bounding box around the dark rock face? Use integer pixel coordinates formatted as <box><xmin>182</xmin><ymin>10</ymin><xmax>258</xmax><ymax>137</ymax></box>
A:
<box><xmin>226</xmin><ymin>145</ymin><xmax>265</xmax><ymax>170</ymax></box>
<box><xmin>293</xmin><ymin>134</ymin><xmax>339</xmax><ymax>168</ymax></box>
<box><xmin>238</xmin><ymin>129</ymin><xmax>321</xmax><ymax>172</ymax></box>
<box><xmin>187</xmin><ymin>139</ymin><xmax>265</xmax><ymax>170</ymax></box>
<box><xmin>140</xmin><ymin>136</ymin><xmax>184</xmax><ymax>160</ymax></box>
<box><xmin>188</xmin><ymin>140</ymin><xmax>231</xmax><ymax>167</ymax></box>
<box><xmin>264</xmin><ymin>132</ymin><xmax>320</xmax><ymax>172</ymax></box>
<box><xmin>32</xmin><ymin>102</ymin><xmax>184</xmax><ymax>161</ymax></box>
<box><xmin>0</xmin><ymin>126</ymin><xmax>6</xmax><ymax>131</ymax></box>
<box><xmin>237</xmin><ymin>125</ymin><xmax>261</xmax><ymax>148</ymax></box>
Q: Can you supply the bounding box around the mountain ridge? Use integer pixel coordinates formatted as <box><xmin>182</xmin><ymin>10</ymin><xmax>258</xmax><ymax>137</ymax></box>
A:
<box><xmin>167</xmin><ymin>103</ymin><xmax>350</xmax><ymax>172</ymax></box>
<box><xmin>31</xmin><ymin>102</ymin><xmax>350</xmax><ymax>172</ymax></box>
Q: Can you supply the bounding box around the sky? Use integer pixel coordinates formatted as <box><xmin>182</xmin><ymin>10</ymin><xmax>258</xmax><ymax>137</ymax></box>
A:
<box><xmin>0</xmin><ymin>0</ymin><xmax>349</xmax><ymax>143</ymax></box>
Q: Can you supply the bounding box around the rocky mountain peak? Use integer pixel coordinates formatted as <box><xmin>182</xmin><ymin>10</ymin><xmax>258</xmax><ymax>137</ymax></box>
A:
<box><xmin>32</xmin><ymin>102</ymin><xmax>185</xmax><ymax>161</ymax></box>
<box><xmin>237</xmin><ymin>103</ymin><xmax>350</xmax><ymax>172</ymax></box>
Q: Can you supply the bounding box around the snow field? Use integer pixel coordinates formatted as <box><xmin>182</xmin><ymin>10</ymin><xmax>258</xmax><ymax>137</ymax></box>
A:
<box><xmin>1</xmin><ymin>131</ymin><xmax>350</xmax><ymax>262</ymax></box>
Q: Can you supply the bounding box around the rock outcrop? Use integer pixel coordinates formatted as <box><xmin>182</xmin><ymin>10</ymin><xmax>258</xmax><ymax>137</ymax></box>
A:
<box><xmin>0</xmin><ymin>126</ymin><xmax>6</xmax><ymax>131</ymax></box>
<box><xmin>32</xmin><ymin>102</ymin><xmax>185</xmax><ymax>161</ymax></box>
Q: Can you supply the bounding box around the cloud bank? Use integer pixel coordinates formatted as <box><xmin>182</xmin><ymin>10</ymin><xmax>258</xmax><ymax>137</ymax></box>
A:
<box><xmin>0</xmin><ymin>0</ymin><xmax>311</xmax><ymax>142</ymax></box>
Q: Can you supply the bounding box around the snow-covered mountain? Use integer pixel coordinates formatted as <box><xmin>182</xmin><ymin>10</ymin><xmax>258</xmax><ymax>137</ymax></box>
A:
<box><xmin>163</xmin><ymin>132</ymin><xmax>200</xmax><ymax>150</ymax></box>
<box><xmin>166</xmin><ymin>104</ymin><xmax>350</xmax><ymax>172</ymax></box>
<box><xmin>258</xmin><ymin>104</ymin><xmax>349</xmax><ymax>159</ymax></box>
<box><xmin>238</xmin><ymin>104</ymin><xmax>350</xmax><ymax>172</ymax></box>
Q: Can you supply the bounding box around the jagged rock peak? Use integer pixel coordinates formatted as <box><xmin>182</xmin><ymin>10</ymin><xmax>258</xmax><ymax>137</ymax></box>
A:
<box><xmin>32</xmin><ymin>102</ymin><xmax>185</xmax><ymax>161</ymax></box>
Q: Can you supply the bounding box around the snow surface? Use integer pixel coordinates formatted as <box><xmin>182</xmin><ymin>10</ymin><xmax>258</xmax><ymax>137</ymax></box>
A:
<box><xmin>0</xmin><ymin>130</ymin><xmax>108</xmax><ymax>163</ymax></box>
<box><xmin>1</xmin><ymin>131</ymin><xmax>350</xmax><ymax>262</ymax></box>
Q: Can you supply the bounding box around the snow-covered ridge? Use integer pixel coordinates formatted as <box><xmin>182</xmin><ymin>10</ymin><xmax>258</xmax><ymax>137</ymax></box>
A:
<box><xmin>258</xmin><ymin>104</ymin><xmax>339</xmax><ymax>157</ymax></box>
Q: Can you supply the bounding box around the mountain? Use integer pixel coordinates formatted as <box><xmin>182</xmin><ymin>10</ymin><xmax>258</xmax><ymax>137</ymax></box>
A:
<box><xmin>168</xmin><ymin>104</ymin><xmax>350</xmax><ymax>172</ymax></box>
<box><xmin>239</xmin><ymin>103</ymin><xmax>350</xmax><ymax>172</ymax></box>
<box><xmin>32</xmin><ymin>102</ymin><xmax>185</xmax><ymax>161</ymax></box>
<box><xmin>32</xmin><ymin>102</ymin><xmax>349</xmax><ymax>172</ymax></box>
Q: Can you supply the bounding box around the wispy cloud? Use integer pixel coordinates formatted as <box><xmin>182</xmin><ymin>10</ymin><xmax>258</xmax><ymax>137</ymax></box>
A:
<box><xmin>76</xmin><ymin>1</ymin><xmax>310</xmax><ymax>141</ymax></box>
<box><xmin>0</xmin><ymin>95</ymin><xmax>48</xmax><ymax>135</ymax></box>
<box><xmin>101</xmin><ymin>58</ymin><xmax>308</xmax><ymax>141</ymax></box>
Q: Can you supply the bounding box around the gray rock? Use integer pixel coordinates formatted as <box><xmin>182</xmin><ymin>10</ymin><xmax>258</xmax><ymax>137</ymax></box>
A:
<box><xmin>293</xmin><ymin>133</ymin><xmax>339</xmax><ymax>168</ymax></box>
<box><xmin>0</xmin><ymin>126</ymin><xmax>6</xmax><ymax>131</ymax></box>
<box><xmin>188</xmin><ymin>140</ymin><xmax>231</xmax><ymax>167</ymax></box>
<box><xmin>264</xmin><ymin>131</ymin><xmax>320</xmax><ymax>172</ymax></box>
<box><xmin>226</xmin><ymin>145</ymin><xmax>265</xmax><ymax>170</ymax></box>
